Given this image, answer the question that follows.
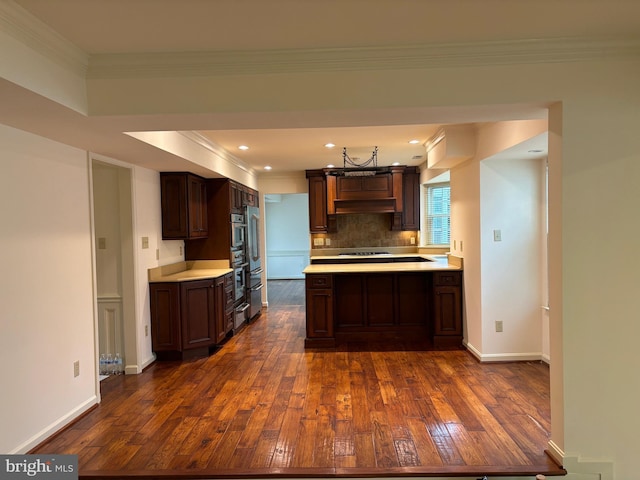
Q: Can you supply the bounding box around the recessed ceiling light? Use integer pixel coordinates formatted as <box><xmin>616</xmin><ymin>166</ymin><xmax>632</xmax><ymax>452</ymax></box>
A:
<box><xmin>238</xmin><ymin>145</ymin><xmax>249</xmax><ymax>150</ymax></box>
<box><xmin>392</xmin><ymin>162</ymin><xmax>401</xmax><ymax>166</ymax></box>
<box><xmin>264</xmin><ymin>165</ymin><xmax>272</xmax><ymax>170</ymax></box>
<box><xmin>528</xmin><ymin>149</ymin><xmax>544</xmax><ymax>153</ymax></box>
<box><xmin>326</xmin><ymin>164</ymin><xmax>335</xmax><ymax>168</ymax></box>
<box><xmin>324</xmin><ymin>143</ymin><xmax>336</xmax><ymax>148</ymax></box>
<box><xmin>408</xmin><ymin>139</ymin><xmax>420</xmax><ymax>144</ymax></box>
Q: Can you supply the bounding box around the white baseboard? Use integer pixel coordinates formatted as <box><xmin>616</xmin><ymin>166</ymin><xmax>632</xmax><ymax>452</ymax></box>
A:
<box><xmin>549</xmin><ymin>439</ymin><xmax>615</xmax><ymax>480</ymax></box>
<box><xmin>10</xmin><ymin>395</ymin><xmax>98</xmax><ymax>454</ymax></box>
<box><xmin>464</xmin><ymin>341</ymin><xmax>545</xmax><ymax>363</ymax></box>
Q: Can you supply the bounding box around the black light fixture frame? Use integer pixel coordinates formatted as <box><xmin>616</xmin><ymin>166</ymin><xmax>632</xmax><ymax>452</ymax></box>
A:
<box><xmin>343</xmin><ymin>146</ymin><xmax>378</xmax><ymax>169</ymax></box>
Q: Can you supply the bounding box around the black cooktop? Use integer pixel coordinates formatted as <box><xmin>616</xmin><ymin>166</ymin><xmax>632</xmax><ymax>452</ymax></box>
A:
<box><xmin>338</xmin><ymin>251</ymin><xmax>390</xmax><ymax>256</ymax></box>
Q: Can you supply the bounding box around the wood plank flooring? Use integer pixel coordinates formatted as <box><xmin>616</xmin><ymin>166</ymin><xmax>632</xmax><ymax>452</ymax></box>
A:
<box><xmin>32</xmin><ymin>280</ymin><xmax>565</xmax><ymax>479</ymax></box>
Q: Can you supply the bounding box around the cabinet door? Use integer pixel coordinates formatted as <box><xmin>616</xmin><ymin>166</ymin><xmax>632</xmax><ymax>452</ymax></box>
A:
<box><xmin>180</xmin><ymin>279</ymin><xmax>216</xmax><ymax>349</ymax></box>
<box><xmin>161</xmin><ymin>172</ymin><xmax>208</xmax><ymax>239</ymax></box>
<box><xmin>334</xmin><ymin>275</ymin><xmax>364</xmax><ymax>328</ymax></box>
<box><xmin>433</xmin><ymin>286</ymin><xmax>462</xmax><ymax>336</ymax></box>
<box><xmin>161</xmin><ymin>173</ymin><xmax>189</xmax><ymax>239</ymax></box>
<box><xmin>365</xmin><ymin>274</ymin><xmax>394</xmax><ymax>326</ymax></box>
<box><xmin>230</xmin><ymin>182</ymin><xmax>243</xmax><ymax>214</ymax></box>
<box><xmin>306</xmin><ymin>289</ymin><xmax>334</xmax><ymax>338</ymax></box>
<box><xmin>213</xmin><ymin>276</ymin><xmax>227</xmax><ymax>343</ymax></box>
<box><xmin>396</xmin><ymin>273</ymin><xmax>429</xmax><ymax>326</ymax></box>
<box><xmin>188</xmin><ymin>175</ymin><xmax>208</xmax><ymax>238</ymax></box>
<box><xmin>307</xmin><ymin>174</ymin><xmax>328</xmax><ymax>232</ymax></box>
<box><xmin>305</xmin><ymin>274</ymin><xmax>333</xmax><ymax>338</ymax></box>
<box><xmin>401</xmin><ymin>167</ymin><xmax>420</xmax><ymax>231</ymax></box>
<box><xmin>150</xmin><ymin>283</ymin><xmax>181</xmax><ymax>351</ymax></box>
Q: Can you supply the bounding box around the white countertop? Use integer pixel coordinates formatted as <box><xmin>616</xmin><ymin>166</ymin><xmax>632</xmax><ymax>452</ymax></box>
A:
<box><xmin>303</xmin><ymin>254</ymin><xmax>462</xmax><ymax>274</ymax></box>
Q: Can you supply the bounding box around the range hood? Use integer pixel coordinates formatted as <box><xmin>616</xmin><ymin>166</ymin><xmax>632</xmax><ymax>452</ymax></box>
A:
<box><xmin>327</xmin><ymin>166</ymin><xmax>404</xmax><ymax>215</ymax></box>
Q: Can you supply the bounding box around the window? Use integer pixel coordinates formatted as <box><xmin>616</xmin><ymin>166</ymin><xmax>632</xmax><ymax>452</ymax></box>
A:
<box><xmin>424</xmin><ymin>182</ymin><xmax>450</xmax><ymax>245</ymax></box>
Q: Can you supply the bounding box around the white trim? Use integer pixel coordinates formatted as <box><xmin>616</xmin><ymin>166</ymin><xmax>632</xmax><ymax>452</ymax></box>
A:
<box><xmin>0</xmin><ymin>0</ymin><xmax>88</xmax><ymax>76</ymax></box>
<box><xmin>9</xmin><ymin>395</ymin><xmax>98</xmax><ymax>454</ymax></box>
<box><xmin>562</xmin><ymin>454</ymin><xmax>615</xmax><ymax>480</ymax></box>
<box><xmin>465</xmin><ymin>341</ymin><xmax>544</xmax><ymax>363</ymax></box>
<box><xmin>177</xmin><ymin>131</ymin><xmax>254</xmax><ymax>175</ymax></box>
<box><xmin>87</xmin><ymin>36</ymin><xmax>640</xmax><ymax>79</ymax></box>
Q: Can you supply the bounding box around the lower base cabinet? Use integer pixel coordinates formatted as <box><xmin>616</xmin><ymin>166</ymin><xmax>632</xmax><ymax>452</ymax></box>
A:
<box><xmin>305</xmin><ymin>271</ymin><xmax>463</xmax><ymax>348</ymax></box>
<box><xmin>150</xmin><ymin>272</ymin><xmax>233</xmax><ymax>360</ymax></box>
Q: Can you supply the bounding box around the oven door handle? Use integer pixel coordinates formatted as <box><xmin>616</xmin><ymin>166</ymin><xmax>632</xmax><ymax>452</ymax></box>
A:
<box><xmin>239</xmin><ymin>263</ymin><xmax>249</xmax><ymax>268</ymax></box>
<box><xmin>252</xmin><ymin>268</ymin><xmax>264</xmax><ymax>275</ymax></box>
<box><xmin>250</xmin><ymin>283</ymin><xmax>264</xmax><ymax>292</ymax></box>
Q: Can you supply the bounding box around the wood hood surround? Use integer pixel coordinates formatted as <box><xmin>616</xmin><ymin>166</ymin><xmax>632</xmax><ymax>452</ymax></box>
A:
<box><xmin>306</xmin><ymin>166</ymin><xmax>419</xmax><ymax>233</ymax></box>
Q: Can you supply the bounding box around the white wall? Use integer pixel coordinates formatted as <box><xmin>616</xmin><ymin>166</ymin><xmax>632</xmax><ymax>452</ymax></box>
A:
<box><xmin>480</xmin><ymin>156</ymin><xmax>544</xmax><ymax>358</ymax></box>
<box><xmin>130</xmin><ymin>164</ymin><xmax>184</xmax><ymax>370</ymax></box>
<box><xmin>264</xmin><ymin>194</ymin><xmax>310</xmax><ymax>279</ymax></box>
<box><xmin>0</xmin><ymin>124</ymin><xmax>97</xmax><ymax>453</ymax></box>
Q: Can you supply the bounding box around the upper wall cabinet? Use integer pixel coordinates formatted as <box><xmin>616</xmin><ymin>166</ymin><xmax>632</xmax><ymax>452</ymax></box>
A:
<box><xmin>160</xmin><ymin>172</ymin><xmax>208</xmax><ymax>240</ymax></box>
<box><xmin>306</xmin><ymin>166</ymin><xmax>419</xmax><ymax>233</ymax></box>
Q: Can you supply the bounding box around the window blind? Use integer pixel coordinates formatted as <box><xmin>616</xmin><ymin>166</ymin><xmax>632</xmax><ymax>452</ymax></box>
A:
<box><xmin>424</xmin><ymin>183</ymin><xmax>450</xmax><ymax>245</ymax></box>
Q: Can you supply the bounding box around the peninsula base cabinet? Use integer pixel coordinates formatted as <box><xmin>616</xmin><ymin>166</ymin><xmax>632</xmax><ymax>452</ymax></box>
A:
<box><xmin>433</xmin><ymin>271</ymin><xmax>463</xmax><ymax>347</ymax></box>
<box><xmin>304</xmin><ymin>271</ymin><xmax>463</xmax><ymax>348</ymax></box>
<box><xmin>150</xmin><ymin>273</ymin><xmax>233</xmax><ymax>360</ymax></box>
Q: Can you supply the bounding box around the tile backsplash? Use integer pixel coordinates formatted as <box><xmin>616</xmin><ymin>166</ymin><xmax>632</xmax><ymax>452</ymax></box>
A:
<box><xmin>311</xmin><ymin>213</ymin><xmax>418</xmax><ymax>249</ymax></box>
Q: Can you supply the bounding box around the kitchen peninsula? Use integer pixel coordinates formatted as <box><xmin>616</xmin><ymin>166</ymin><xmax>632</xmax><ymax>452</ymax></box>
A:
<box><xmin>303</xmin><ymin>253</ymin><xmax>463</xmax><ymax>348</ymax></box>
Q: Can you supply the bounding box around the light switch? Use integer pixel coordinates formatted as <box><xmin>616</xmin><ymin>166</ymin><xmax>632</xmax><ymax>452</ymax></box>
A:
<box><xmin>493</xmin><ymin>229</ymin><xmax>502</xmax><ymax>242</ymax></box>
<box><xmin>141</xmin><ymin>236</ymin><xmax>149</xmax><ymax>249</ymax></box>
<box><xmin>313</xmin><ymin>237</ymin><xmax>324</xmax><ymax>246</ymax></box>
<box><xmin>98</xmin><ymin>237</ymin><xmax>106</xmax><ymax>250</ymax></box>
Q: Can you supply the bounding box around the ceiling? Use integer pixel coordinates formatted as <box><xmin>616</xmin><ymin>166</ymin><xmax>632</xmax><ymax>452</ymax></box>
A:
<box><xmin>6</xmin><ymin>0</ymin><xmax>640</xmax><ymax>174</ymax></box>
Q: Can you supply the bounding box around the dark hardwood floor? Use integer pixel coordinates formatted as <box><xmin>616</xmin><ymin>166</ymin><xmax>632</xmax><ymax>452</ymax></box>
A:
<box><xmin>32</xmin><ymin>279</ymin><xmax>565</xmax><ymax>479</ymax></box>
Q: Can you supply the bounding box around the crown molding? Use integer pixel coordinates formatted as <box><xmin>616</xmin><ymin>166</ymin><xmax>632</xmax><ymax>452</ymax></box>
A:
<box><xmin>87</xmin><ymin>36</ymin><xmax>640</xmax><ymax>79</ymax></box>
<box><xmin>0</xmin><ymin>0</ymin><xmax>88</xmax><ymax>77</ymax></box>
<box><xmin>177</xmin><ymin>131</ymin><xmax>256</xmax><ymax>176</ymax></box>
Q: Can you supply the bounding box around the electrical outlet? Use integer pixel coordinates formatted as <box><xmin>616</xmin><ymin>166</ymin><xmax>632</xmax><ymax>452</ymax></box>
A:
<box><xmin>73</xmin><ymin>360</ymin><xmax>80</xmax><ymax>377</ymax></box>
<box><xmin>179</xmin><ymin>245</ymin><xmax>183</xmax><ymax>256</ymax></box>
<box><xmin>495</xmin><ymin>320</ymin><xmax>503</xmax><ymax>332</ymax></box>
<box><xmin>145</xmin><ymin>325</ymin><xmax>149</xmax><ymax>337</ymax></box>
<box><xmin>453</xmin><ymin>240</ymin><xmax>457</xmax><ymax>249</ymax></box>
<box><xmin>156</xmin><ymin>248</ymin><xmax>159</xmax><ymax>260</ymax></box>
<box><xmin>410</xmin><ymin>236</ymin><xmax>416</xmax><ymax>245</ymax></box>
<box><xmin>325</xmin><ymin>238</ymin><xmax>331</xmax><ymax>246</ymax></box>
<box><xmin>460</xmin><ymin>240</ymin><xmax>463</xmax><ymax>252</ymax></box>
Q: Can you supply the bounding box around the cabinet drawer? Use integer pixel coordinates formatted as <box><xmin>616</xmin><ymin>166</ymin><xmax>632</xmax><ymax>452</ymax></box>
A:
<box><xmin>306</xmin><ymin>274</ymin><xmax>333</xmax><ymax>289</ymax></box>
<box><xmin>433</xmin><ymin>271</ymin><xmax>462</xmax><ymax>286</ymax></box>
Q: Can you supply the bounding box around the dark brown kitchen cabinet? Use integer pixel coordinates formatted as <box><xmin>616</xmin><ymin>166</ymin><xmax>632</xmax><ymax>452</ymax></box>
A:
<box><xmin>306</xmin><ymin>170</ymin><xmax>329</xmax><ymax>233</ymax></box>
<box><xmin>334</xmin><ymin>273</ymin><xmax>428</xmax><ymax>331</ymax></box>
<box><xmin>185</xmin><ymin>178</ymin><xmax>260</xmax><ymax>262</ymax></box>
<box><xmin>160</xmin><ymin>172</ymin><xmax>208</xmax><ymax>239</ymax></box>
<box><xmin>433</xmin><ymin>271</ymin><xmax>463</xmax><ymax>347</ymax></box>
<box><xmin>224</xmin><ymin>273</ymin><xmax>235</xmax><ymax>333</ymax></box>
<box><xmin>401</xmin><ymin>166</ymin><xmax>420</xmax><ymax>231</ymax></box>
<box><xmin>306</xmin><ymin>166</ymin><xmax>418</xmax><ymax>232</ymax></box>
<box><xmin>212</xmin><ymin>276</ymin><xmax>228</xmax><ymax>343</ymax></box>
<box><xmin>180</xmin><ymin>279</ymin><xmax>216</xmax><ymax>349</ymax></box>
<box><xmin>149</xmin><ymin>283</ymin><xmax>181</xmax><ymax>352</ymax></box>
<box><xmin>304</xmin><ymin>274</ymin><xmax>334</xmax><ymax>347</ymax></box>
<box><xmin>306</xmin><ymin>270</ymin><xmax>462</xmax><ymax>348</ymax></box>
<box><xmin>149</xmin><ymin>272</ymin><xmax>233</xmax><ymax>360</ymax></box>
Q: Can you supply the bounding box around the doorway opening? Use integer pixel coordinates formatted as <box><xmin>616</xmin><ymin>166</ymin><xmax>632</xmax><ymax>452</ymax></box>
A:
<box><xmin>91</xmin><ymin>160</ymin><xmax>137</xmax><ymax>384</ymax></box>
<box><xmin>263</xmin><ymin>193</ymin><xmax>310</xmax><ymax>305</ymax></box>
